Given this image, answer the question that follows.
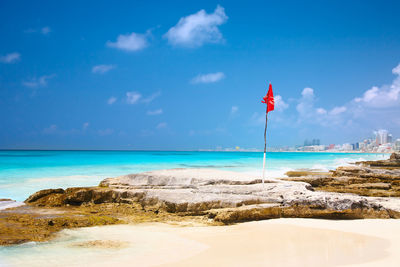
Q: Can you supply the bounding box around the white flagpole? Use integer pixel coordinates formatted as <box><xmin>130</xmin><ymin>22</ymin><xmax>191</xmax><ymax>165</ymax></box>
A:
<box><xmin>262</xmin><ymin>109</ymin><xmax>268</xmax><ymax>186</ymax></box>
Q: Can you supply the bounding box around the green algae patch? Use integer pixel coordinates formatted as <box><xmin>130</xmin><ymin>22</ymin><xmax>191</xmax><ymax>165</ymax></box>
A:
<box><xmin>285</xmin><ymin>171</ymin><xmax>332</xmax><ymax>177</ymax></box>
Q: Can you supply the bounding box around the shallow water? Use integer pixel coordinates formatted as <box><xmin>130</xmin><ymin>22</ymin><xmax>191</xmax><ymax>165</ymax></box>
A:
<box><xmin>0</xmin><ymin>222</ymin><xmax>390</xmax><ymax>267</ymax></box>
<box><xmin>0</xmin><ymin>150</ymin><xmax>387</xmax><ymax>201</ymax></box>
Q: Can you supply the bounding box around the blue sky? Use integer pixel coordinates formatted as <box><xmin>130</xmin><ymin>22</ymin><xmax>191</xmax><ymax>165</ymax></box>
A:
<box><xmin>1</xmin><ymin>0</ymin><xmax>400</xmax><ymax>150</ymax></box>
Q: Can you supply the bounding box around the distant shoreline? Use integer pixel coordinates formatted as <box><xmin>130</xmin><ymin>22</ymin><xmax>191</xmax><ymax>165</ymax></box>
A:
<box><xmin>0</xmin><ymin>149</ymin><xmax>392</xmax><ymax>154</ymax></box>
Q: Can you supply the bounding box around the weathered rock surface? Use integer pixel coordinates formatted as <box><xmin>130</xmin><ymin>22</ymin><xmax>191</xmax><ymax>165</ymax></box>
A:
<box><xmin>26</xmin><ymin>168</ymin><xmax>400</xmax><ymax>215</ymax></box>
<box><xmin>207</xmin><ymin>203</ymin><xmax>394</xmax><ymax>224</ymax></box>
<box><xmin>357</xmin><ymin>152</ymin><xmax>400</xmax><ymax>168</ymax></box>
<box><xmin>0</xmin><ymin>202</ymin><xmax>211</xmax><ymax>246</ymax></box>
<box><xmin>284</xmin><ymin>153</ymin><xmax>400</xmax><ymax>197</ymax></box>
<box><xmin>2</xmin><ymin>154</ymin><xmax>400</xmax><ymax>246</ymax></box>
<box><xmin>390</xmin><ymin>152</ymin><xmax>400</xmax><ymax>161</ymax></box>
<box><xmin>0</xmin><ymin>205</ymin><xmax>121</xmax><ymax>246</ymax></box>
<box><xmin>285</xmin><ymin>170</ymin><xmax>332</xmax><ymax>177</ymax></box>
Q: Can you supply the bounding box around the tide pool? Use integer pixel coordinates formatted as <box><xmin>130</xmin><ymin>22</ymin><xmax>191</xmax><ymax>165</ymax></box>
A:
<box><xmin>0</xmin><ymin>150</ymin><xmax>387</xmax><ymax>201</ymax></box>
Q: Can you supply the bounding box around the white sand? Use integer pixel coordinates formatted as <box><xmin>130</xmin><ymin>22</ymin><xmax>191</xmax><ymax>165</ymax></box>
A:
<box><xmin>1</xmin><ymin>219</ymin><xmax>399</xmax><ymax>267</ymax></box>
<box><xmin>164</xmin><ymin>219</ymin><xmax>400</xmax><ymax>267</ymax></box>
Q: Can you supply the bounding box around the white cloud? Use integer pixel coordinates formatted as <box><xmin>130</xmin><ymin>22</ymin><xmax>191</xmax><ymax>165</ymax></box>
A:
<box><xmin>352</xmin><ymin>63</ymin><xmax>400</xmax><ymax>108</ymax></box>
<box><xmin>82</xmin><ymin>122</ymin><xmax>89</xmax><ymax>130</ymax></box>
<box><xmin>24</xmin><ymin>26</ymin><xmax>51</xmax><ymax>35</ymax></box>
<box><xmin>0</xmin><ymin>52</ymin><xmax>20</xmax><ymax>63</ymax></box>
<box><xmin>296</xmin><ymin>87</ymin><xmax>315</xmax><ymax>116</ymax></box>
<box><xmin>354</xmin><ymin>87</ymin><xmax>378</xmax><ymax>103</ymax></box>
<box><xmin>353</xmin><ymin>85</ymin><xmax>400</xmax><ymax>108</ymax></box>
<box><xmin>246</xmin><ymin>63</ymin><xmax>400</xmax><ymax>135</ymax></box>
<box><xmin>147</xmin><ymin>109</ymin><xmax>163</xmax><ymax>115</ymax></box>
<box><xmin>231</xmin><ymin>106</ymin><xmax>238</xmax><ymax>115</ymax></box>
<box><xmin>293</xmin><ymin>63</ymin><xmax>400</xmax><ymax>131</ymax></box>
<box><xmin>114</xmin><ymin>91</ymin><xmax>161</xmax><ymax>105</ymax></box>
<box><xmin>22</xmin><ymin>74</ymin><xmax>56</xmax><ymax>88</ymax></box>
<box><xmin>301</xmin><ymin>87</ymin><xmax>314</xmax><ymax>97</ymax></box>
<box><xmin>393</xmin><ymin>64</ymin><xmax>400</xmax><ymax>75</ymax></box>
<box><xmin>295</xmin><ymin>87</ymin><xmax>348</xmax><ymax>127</ymax></box>
<box><xmin>107</xmin><ymin>31</ymin><xmax>149</xmax><ymax>51</ymax></box>
<box><xmin>107</xmin><ymin>97</ymin><xmax>117</xmax><ymax>105</ymax></box>
<box><xmin>156</xmin><ymin>122</ymin><xmax>167</xmax><ymax>129</ymax></box>
<box><xmin>329</xmin><ymin>106</ymin><xmax>347</xmax><ymax>115</ymax></box>
<box><xmin>344</xmin><ymin>62</ymin><xmax>400</xmax><ymax>132</ymax></box>
<box><xmin>142</xmin><ymin>91</ymin><xmax>161</xmax><ymax>103</ymax></box>
<box><xmin>92</xmin><ymin>64</ymin><xmax>116</xmax><ymax>74</ymax></box>
<box><xmin>41</xmin><ymin>26</ymin><xmax>51</xmax><ymax>35</ymax></box>
<box><xmin>274</xmin><ymin>95</ymin><xmax>289</xmax><ymax>111</ymax></box>
<box><xmin>191</xmin><ymin>72</ymin><xmax>225</xmax><ymax>84</ymax></box>
<box><xmin>164</xmin><ymin>5</ymin><xmax>228</xmax><ymax>47</ymax></box>
<box><xmin>126</xmin><ymin>91</ymin><xmax>142</xmax><ymax>104</ymax></box>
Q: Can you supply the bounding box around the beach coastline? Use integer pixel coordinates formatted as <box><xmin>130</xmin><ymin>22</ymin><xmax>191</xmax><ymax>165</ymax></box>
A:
<box><xmin>1</xmin><ymin>152</ymin><xmax>400</xmax><ymax>266</ymax></box>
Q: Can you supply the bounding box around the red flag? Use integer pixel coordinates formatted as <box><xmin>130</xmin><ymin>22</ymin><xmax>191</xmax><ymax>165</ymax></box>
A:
<box><xmin>261</xmin><ymin>83</ymin><xmax>274</xmax><ymax>113</ymax></box>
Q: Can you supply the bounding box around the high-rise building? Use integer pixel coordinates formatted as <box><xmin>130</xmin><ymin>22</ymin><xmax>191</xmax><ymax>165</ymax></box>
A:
<box><xmin>395</xmin><ymin>139</ymin><xmax>400</xmax><ymax>151</ymax></box>
<box><xmin>359</xmin><ymin>142</ymin><xmax>365</xmax><ymax>151</ymax></box>
<box><xmin>388</xmin><ymin>134</ymin><xmax>393</xmax><ymax>143</ymax></box>
<box><xmin>342</xmin><ymin>143</ymin><xmax>353</xmax><ymax>151</ymax></box>
<box><xmin>352</xmin><ymin>143</ymin><xmax>360</xmax><ymax>151</ymax></box>
<box><xmin>312</xmin><ymin>139</ymin><xmax>320</xmax><ymax>146</ymax></box>
<box><xmin>304</xmin><ymin>139</ymin><xmax>320</xmax><ymax>146</ymax></box>
<box><xmin>375</xmin><ymin>129</ymin><xmax>389</xmax><ymax>145</ymax></box>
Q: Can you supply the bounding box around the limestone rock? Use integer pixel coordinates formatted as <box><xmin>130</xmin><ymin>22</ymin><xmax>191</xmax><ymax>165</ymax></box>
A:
<box><xmin>25</xmin><ymin>168</ymin><xmax>400</xmax><ymax>215</ymax></box>
<box><xmin>285</xmin><ymin>170</ymin><xmax>332</xmax><ymax>177</ymax></box>
<box><xmin>25</xmin><ymin>188</ymin><xmax>65</xmax><ymax>203</ymax></box>
<box><xmin>3</xmin><ymin>158</ymin><xmax>400</xmax><ymax>246</ymax></box>
<box><xmin>284</xmin><ymin>153</ymin><xmax>400</xmax><ymax>199</ymax></box>
<box><xmin>390</xmin><ymin>152</ymin><xmax>400</xmax><ymax>161</ymax></box>
<box><xmin>357</xmin><ymin>153</ymin><xmax>400</xmax><ymax>168</ymax></box>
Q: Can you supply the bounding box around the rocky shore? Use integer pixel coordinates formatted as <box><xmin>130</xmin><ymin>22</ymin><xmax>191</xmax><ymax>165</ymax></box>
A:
<box><xmin>1</xmin><ymin>153</ymin><xmax>400</xmax><ymax>245</ymax></box>
<box><xmin>284</xmin><ymin>152</ymin><xmax>400</xmax><ymax>197</ymax></box>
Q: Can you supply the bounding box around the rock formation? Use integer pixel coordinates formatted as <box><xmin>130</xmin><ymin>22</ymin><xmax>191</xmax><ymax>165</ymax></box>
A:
<box><xmin>24</xmin><ymin>168</ymin><xmax>396</xmax><ymax>214</ymax></box>
<box><xmin>284</xmin><ymin>152</ymin><xmax>400</xmax><ymax>197</ymax></box>
<box><xmin>1</xmin><ymin>153</ymin><xmax>400</xmax><ymax>245</ymax></box>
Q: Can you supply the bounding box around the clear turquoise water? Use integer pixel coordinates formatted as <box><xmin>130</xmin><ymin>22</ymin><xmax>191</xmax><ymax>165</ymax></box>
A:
<box><xmin>0</xmin><ymin>150</ymin><xmax>390</xmax><ymax>267</ymax></box>
<box><xmin>0</xmin><ymin>150</ymin><xmax>387</xmax><ymax>202</ymax></box>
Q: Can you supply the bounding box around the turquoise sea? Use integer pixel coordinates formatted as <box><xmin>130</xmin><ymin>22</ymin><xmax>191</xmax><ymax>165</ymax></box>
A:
<box><xmin>0</xmin><ymin>150</ymin><xmax>391</xmax><ymax>267</ymax></box>
<box><xmin>0</xmin><ymin>150</ymin><xmax>388</xmax><ymax>202</ymax></box>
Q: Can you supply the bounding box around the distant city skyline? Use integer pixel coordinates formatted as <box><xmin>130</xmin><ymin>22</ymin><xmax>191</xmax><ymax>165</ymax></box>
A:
<box><xmin>204</xmin><ymin>128</ymin><xmax>399</xmax><ymax>153</ymax></box>
<box><xmin>1</xmin><ymin>1</ymin><xmax>400</xmax><ymax>149</ymax></box>
<box><xmin>269</xmin><ymin>128</ymin><xmax>400</xmax><ymax>152</ymax></box>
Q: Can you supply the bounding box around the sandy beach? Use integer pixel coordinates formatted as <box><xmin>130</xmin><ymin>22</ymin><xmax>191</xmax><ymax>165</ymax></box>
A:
<box><xmin>2</xmin><ymin>155</ymin><xmax>400</xmax><ymax>266</ymax></box>
<box><xmin>2</xmin><ymin>218</ymin><xmax>399</xmax><ymax>267</ymax></box>
<box><xmin>165</xmin><ymin>219</ymin><xmax>400</xmax><ymax>267</ymax></box>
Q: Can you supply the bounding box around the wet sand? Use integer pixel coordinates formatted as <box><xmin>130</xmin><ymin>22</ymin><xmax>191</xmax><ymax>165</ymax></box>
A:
<box><xmin>1</xmin><ymin>219</ymin><xmax>399</xmax><ymax>267</ymax></box>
